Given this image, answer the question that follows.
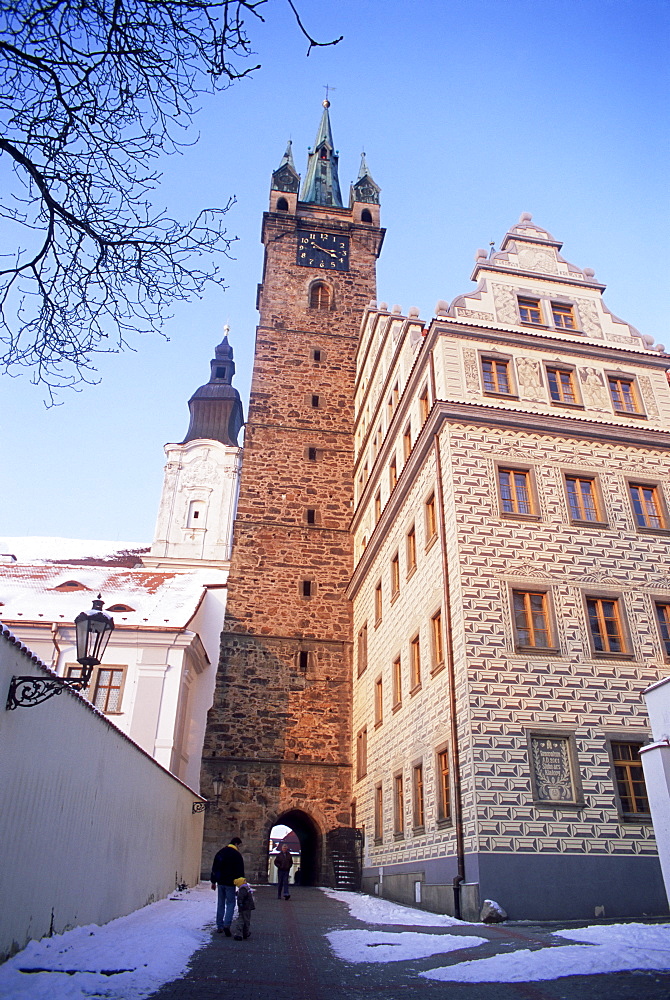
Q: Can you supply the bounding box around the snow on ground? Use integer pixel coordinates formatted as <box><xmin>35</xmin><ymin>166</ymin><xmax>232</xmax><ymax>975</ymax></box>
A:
<box><xmin>420</xmin><ymin>923</ymin><xmax>670</xmax><ymax>983</ymax></box>
<box><xmin>327</xmin><ymin>929</ymin><xmax>487</xmax><ymax>963</ymax></box>
<box><xmin>320</xmin><ymin>888</ymin><xmax>468</xmax><ymax>926</ymax></box>
<box><xmin>0</xmin><ymin>883</ymin><xmax>214</xmax><ymax>1000</ymax></box>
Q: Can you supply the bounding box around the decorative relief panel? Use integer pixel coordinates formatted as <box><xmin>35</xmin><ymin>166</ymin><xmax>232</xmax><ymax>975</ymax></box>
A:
<box><xmin>574</xmin><ymin>298</ymin><xmax>603</xmax><ymax>338</ymax></box>
<box><xmin>516</xmin><ymin>245</ymin><xmax>559</xmax><ymax>275</ymax></box>
<box><xmin>492</xmin><ymin>284</ymin><xmax>519</xmax><ymax>326</ymax></box>
<box><xmin>578</xmin><ymin>367</ymin><xmax>610</xmax><ymax>411</ymax></box>
<box><xmin>462</xmin><ymin>348</ymin><xmax>481</xmax><ymax>394</ymax></box>
<box><xmin>456</xmin><ymin>307</ymin><xmax>494</xmax><ymax>322</ymax></box>
<box><xmin>529</xmin><ymin>735</ymin><xmax>577</xmax><ymax>803</ymax></box>
<box><xmin>515</xmin><ymin>356</ymin><xmax>545</xmax><ymax>402</ymax></box>
<box><xmin>638</xmin><ymin>375</ymin><xmax>659</xmax><ymax>418</ymax></box>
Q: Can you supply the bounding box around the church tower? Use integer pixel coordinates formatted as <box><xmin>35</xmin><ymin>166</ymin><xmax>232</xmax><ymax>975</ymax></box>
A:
<box><xmin>201</xmin><ymin>102</ymin><xmax>385</xmax><ymax>882</ymax></box>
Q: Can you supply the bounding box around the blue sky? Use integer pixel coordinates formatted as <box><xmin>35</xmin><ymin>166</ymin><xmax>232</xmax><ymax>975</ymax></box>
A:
<box><xmin>2</xmin><ymin>0</ymin><xmax>668</xmax><ymax>543</ymax></box>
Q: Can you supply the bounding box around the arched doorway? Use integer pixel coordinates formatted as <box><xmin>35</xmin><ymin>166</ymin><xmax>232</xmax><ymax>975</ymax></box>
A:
<box><xmin>269</xmin><ymin>809</ymin><xmax>321</xmax><ymax>886</ymax></box>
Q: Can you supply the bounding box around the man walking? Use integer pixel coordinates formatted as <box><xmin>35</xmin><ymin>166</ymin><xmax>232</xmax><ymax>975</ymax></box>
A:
<box><xmin>274</xmin><ymin>842</ymin><xmax>293</xmax><ymax>899</ymax></box>
<box><xmin>210</xmin><ymin>836</ymin><xmax>244</xmax><ymax>935</ymax></box>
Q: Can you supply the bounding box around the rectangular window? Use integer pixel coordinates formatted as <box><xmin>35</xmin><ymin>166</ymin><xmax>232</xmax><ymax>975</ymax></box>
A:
<box><xmin>431</xmin><ymin>610</ymin><xmax>445</xmax><ymax>670</ymax></box>
<box><xmin>437</xmin><ymin>748</ymin><xmax>451</xmax><ymax>821</ymax></box>
<box><xmin>392</xmin><ymin>656</ymin><xmax>402</xmax><ymax>709</ymax></box>
<box><xmin>655</xmin><ymin>603</ymin><xmax>670</xmax><ymax>659</ymax></box>
<box><xmin>393</xmin><ymin>773</ymin><xmax>404</xmax><ymax>835</ymax></box>
<box><xmin>551</xmin><ymin>302</ymin><xmax>576</xmax><ymax>329</ymax></box>
<box><xmin>374</xmin><ymin>784</ymin><xmax>383</xmax><ymax>841</ymax></box>
<box><xmin>629</xmin><ymin>483</ymin><xmax>666</xmax><ymax>530</ymax></box>
<box><xmin>308</xmin><ymin>446</ymin><xmax>317</xmax><ymax>461</ymax></box>
<box><xmin>374</xmin><ymin>582</ymin><xmax>382</xmax><ymax>625</ymax></box>
<box><xmin>425</xmin><ymin>493</ymin><xmax>437</xmax><ymax>541</ymax></box>
<box><xmin>357</xmin><ymin>623</ymin><xmax>368</xmax><ymax>677</ymax></box>
<box><xmin>565</xmin><ymin>475</ymin><xmax>601</xmax><ymax>523</ymax></box>
<box><xmin>374</xmin><ymin>491</ymin><xmax>382</xmax><ymax>523</ymax></box>
<box><xmin>419</xmin><ymin>387</ymin><xmax>430</xmax><ymax>424</ymax></box>
<box><xmin>518</xmin><ymin>297</ymin><xmax>543</xmax><ymax>324</ymax></box>
<box><xmin>403</xmin><ymin>423</ymin><xmax>412</xmax><ymax>460</ymax></box>
<box><xmin>389</xmin><ymin>457</ymin><xmax>397</xmax><ymax>491</ymax></box>
<box><xmin>608</xmin><ymin>375</ymin><xmax>641</xmax><ymax>415</ymax></box>
<box><xmin>306</xmin><ymin>508</ymin><xmax>316</xmax><ymax>524</ymax></box>
<box><xmin>94</xmin><ymin>669</ymin><xmax>123</xmax><ymax>713</ymax></box>
<box><xmin>547</xmin><ymin>366</ymin><xmax>578</xmax><ymax>404</ymax></box>
<box><xmin>311</xmin><ymin>394</ymin><xmax>320</xmax><ymax>408</ymax></box>
<box><xmin>498</xmin><ymin>467</ymin><xmax>535</xmax><ymax>516</ymax></box>
<box><xmin>512</xmin><ymin>590</ymin><xmax>553</xmax><ymax>649</ymax></box>
<box><xmin>356</xmin><ymin>727</ymin><xmax>367</xmax><ymax>781</ymax></box>
<box><xmin>374</xmin><ymin>676</ymin><xmax>383</xmax><ymax>727</ymax></box>
<box><xmin>391</xmin><ymin>553</ymin><xmax>400</xmax><ymax>598</ymax></box>
<box><xmin>482</xmin><ymin>357</ymin><xmax>511</xmax><ymax>394</ymax></box>
<box><xmin>611</xmin><ymin>742</ymin><xmax>649</xmax><ymax>815</ymax></box>
<box><xmin>406</xmin><ymin>525</ymin><xmax>417</xmax><ymax>574</ymax></box>
<box><xmin>413</xmin><ymin>764</ymin><xmax>425</xmax><ymax>829</ymax></box>
<box><xmin>302</xmin><ymin>579</ymin><xmax>312</xmax><ymax>597</ymax></box>
<box><xmin>410</xmin><ymin>635</ymin><xmax>421</xmax><ymax>690</ymax></box>
<box><xmin>586</xmin><ymin>596</ymin><xmax>627</xmax><ymax>655</ymax></box>
<box><xmin>299</xmin><ymin>650</ymin><xmax>309</xmax><ymax>671</ymax></box>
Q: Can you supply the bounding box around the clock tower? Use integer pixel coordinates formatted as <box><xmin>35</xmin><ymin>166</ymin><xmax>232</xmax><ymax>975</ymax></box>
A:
<box><xmin>201</xmin><ymin>102</ymin><xmax>384</xmax><ymax>883</ymax></box>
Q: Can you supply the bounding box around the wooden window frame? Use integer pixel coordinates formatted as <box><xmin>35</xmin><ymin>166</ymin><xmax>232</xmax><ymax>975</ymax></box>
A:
<box><xmin>390</xmin><ymin>552</ymin><xmax>400</xmax><ymax>600</ymax></box>
<box><xmin>356</xmin><ymin>727</ymin><xmax>367</xmax><ymax>781</ymax></box>
<box><xmin>627</xmin><ymin>481</ymin><xmax>669</xmax><ymax>534</ymax></box>
<box><xmin>605</xmin><ymin>735</ymin><xmax>651</xmax><ymax>821</ymax></box>
<box><xmin>374</xmin><ymin>491</ymin><xmax>382</xmax><ymax>523</ymax></box>
<box><xmin>607</xmin><ymin>373</ymin><xmax>644</xmax><ymax>417</ymax></box>
<box><xmin>563</xmin><ymin>473</ymin><xmax>607</xmax><ymax>526</ymax></box>
<box><xmin>389</xmin><ymin>456</ymin><xmax>397</xmax><ymax>491</ymax></box>
<box><xmin>655</xmin><ymin>602</ymin><xmax>670</xmax><ymax>661</ymax></box>
<box><xmin>406</xmin><ymin>524</ymin><xmax>417</xmax><ymax>577</ymax></box>
<box><xmin>412</xmin><ymin>761</ymin><xmax>425</xmax><ymax>831</ymax></box>
<box><xmin>510</xmin><ymin>587</ymin><xmax>558</xmax><ymax>653</ymax></box>
<box><xmin>410</xmin><ymin>634</ymin><xmax>421</xmax><ymax>693</ymax></box>
<box><xmin>374</xmin><ymin>581</ymin><xmax>383</xmax><ymax>627</ymax></box>
<box><xmin>403</xmin><ymin>422</ymin><xmax>412</xmax><ymax>460</ymax></box>
<box><xmin>584</xmin><ymin>594</ymin><xmax>631</xmax><ymax>658</ymax></box>
<box><xmin>481</xmin><ymin>354</ymin><xmax>516</xmax><ymax>397</ymax></box>
<box><xmin>374</xmin><ymin>783</ymin><xmax>383</xmax><ymax>843</ymax></box>
<box><xmin>392</xmin><ymin>655</ymin><xmax>402</xmax><ymax>711</ymax></box>
<box><xmin>374</xmin><ymin>675</ymin><xmax>383</xmax><ymax>728</ymax></box>
<box><xmin>545</xmin><ymin>364</ymin><xmax>582</xmax><ymax>407</ymax></box>
<box><xmin>436</xmin><ymin>745</ymin><xmax>451</xmax><ymax>825</ymax></box>
<box><xmin>66</xmin><ymin>663</ymin><xmax>127</xmax><ymax>714</ymax></box>
<box><xmin>425</xmin><ymin>492</ymin><xmax>438</xmax><ymax>546</ymax></box>
<box><xmin>419</xmin><ymin>385</ymin><xmax>430</xmax><ymax>424</ymax></box>
<box><xmin>393</xmin><ymin>771</ymin><xmax>405</xmax><ymax>837</ymax></box>
<box><xmin>357</xmin><ymin>622</ymin><xmax>368</xmax><ymax>677</ymax></box>
<box><xmin>309</xmin><ymin>281</ymin><xmax>332</xmax><ymax>310</ymax></box>
<box><xmin>551</xmin><ymin>302</ymin><xmax>576</xmax><ymax>330</ymax></box>
<box><xmin>518</xmin><ymin>296</ymin><xmax>544</xmax><ymax>326</ymax></box>
<box><xmin>496</xmin><ymin>465</ymin><xmax>539</xmax><ymax>520</ymax></box>
<box><xmin>431</xmin><ymin>609</ymin><xmax>445</xmax><ymax>674</ymax></box>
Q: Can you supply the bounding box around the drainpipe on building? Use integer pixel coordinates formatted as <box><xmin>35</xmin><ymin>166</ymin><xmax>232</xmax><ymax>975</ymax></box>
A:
<box><xmin>430</xmin><ymin>353</ymin><xmax>466</xmax><ymax>919</ymax></box>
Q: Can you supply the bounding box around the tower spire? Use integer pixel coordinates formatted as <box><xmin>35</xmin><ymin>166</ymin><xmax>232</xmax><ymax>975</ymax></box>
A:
<box><xmin>271</xmin><ymin>139</ymin><xmax>300</xmax><ymax>194</ymax></box>
<box><xmin>350</xmin><ymin>152</ymin><xmax>381</xmax><ymax>207</ymax></box>
<box><xmin>300</xmin><ymin>99</ymin><xmax>343</xmax><ymax>207</ymax></box>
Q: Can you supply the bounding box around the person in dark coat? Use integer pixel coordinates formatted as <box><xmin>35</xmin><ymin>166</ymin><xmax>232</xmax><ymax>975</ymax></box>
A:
<box><xmin>210</xmin><ymin>836</ymin><xmax>244</xmax><ymax>935</ymax></box>
<box><xmin>274</xmin><ymin>842</ymin><xmax>293</xmax><ymax>899</ymax></box>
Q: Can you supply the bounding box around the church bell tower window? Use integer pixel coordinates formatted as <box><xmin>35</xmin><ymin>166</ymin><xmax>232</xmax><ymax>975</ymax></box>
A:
<box><xmin>310</xmin><ymin>282</ymin><xmax>331</xmax><ymax>310</ymax></box>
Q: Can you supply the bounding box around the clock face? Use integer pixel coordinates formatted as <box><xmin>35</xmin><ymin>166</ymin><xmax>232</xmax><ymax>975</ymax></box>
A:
<box><xmin>296</xmin><ymin>230</ymin><xmax>350</xmax><ymax>271</ymax></box>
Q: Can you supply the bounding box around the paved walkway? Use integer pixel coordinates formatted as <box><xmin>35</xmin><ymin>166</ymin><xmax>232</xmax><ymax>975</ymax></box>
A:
<box><xmin>148</xmin><ymin>887</ymin><xmax>670</xmax><ymax>1000</ymax></box>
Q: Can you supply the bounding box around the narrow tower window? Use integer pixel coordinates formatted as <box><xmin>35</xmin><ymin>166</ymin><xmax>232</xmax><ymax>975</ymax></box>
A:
<box><xmin>361</xmin><ymin>209</ymin><xmax>373</xmax><ymax>224</ymax></box>
<box><xmin>276</xmin><ymin>197</ymin><xmax>289</xmax><ymax>211</ymax></box>
<box><xmin>310</xmin><ymin>282</ymin><xmax>331</xmax><ymax>310</ymax></box>
<box><xmin>308</xmin><ymin>447</ymin><xmax>317</xmax><ymax>461</ymax></box>
<box><xmin>311</xmin><ymin>394</ymin><xmax>320</xmax><ymax>408</ymax></box>
<box><xmin>306</xmin><ymin>508</ymin><xmax>316</xmax><ymax>525</ymax></box>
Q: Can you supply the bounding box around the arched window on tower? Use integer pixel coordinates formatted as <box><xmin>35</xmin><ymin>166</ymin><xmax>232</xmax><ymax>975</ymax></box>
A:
<box><xmin>277</xmin><ymin>197</ymin><xmax>289</xmax><ymax>211</ymax></box>
<box><xmin>310</xmin><ymin>282</ymin><xmax>331</xmax><ymax>310</ymax></box>
<box><xmin>361</xmin><ymin>209</ymin><xmax>372</xmax><ymax>224</ymax></box>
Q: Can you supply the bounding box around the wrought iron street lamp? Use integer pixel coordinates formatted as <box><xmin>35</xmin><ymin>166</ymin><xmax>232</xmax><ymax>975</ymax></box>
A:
<box><xmin>6</xmin><ymin>595</ymin><xmax>115</xmax><ymax>710</ymax></box>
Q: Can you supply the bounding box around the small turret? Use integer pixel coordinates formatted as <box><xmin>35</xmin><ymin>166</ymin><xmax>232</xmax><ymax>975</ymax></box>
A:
<box><xmin>350</xmin><ymin>152</ymin><xmax>381</xmax><ymax>226</ymax></box>
<box><xmin>270</xmin><ymin>140</ymin><xmax>300</xmax><ymax>214</ymax></box>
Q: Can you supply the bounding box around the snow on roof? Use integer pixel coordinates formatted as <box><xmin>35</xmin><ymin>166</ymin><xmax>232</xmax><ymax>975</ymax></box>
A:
<box><xmin>0</xmin><ymin>538</ymin><xmax>227</xmax><ymax>629</ymax></box>
<box><xmin>0</xmin><ymin>536</ymin><xmax>149</xmax><ymax>565</ymax></box>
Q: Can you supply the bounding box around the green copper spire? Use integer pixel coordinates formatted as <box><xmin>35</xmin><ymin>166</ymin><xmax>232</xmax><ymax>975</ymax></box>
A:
<box><xmin>350</xmin><ymin>152</ymin><xmax>381</xmax><ymax>206</ymax></box>
<box><xmin>271</xmin><ymin>139</ymin><xmax>300</xmax><ymax>194</ymax></box>
<box><xmin>300</xmin><ymin>100</ymin><xmax>343</xmax><ymax>207</ymax></box>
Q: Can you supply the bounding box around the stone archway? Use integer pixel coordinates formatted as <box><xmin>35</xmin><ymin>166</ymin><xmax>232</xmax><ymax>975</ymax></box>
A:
<box><xmin>273</xmin><ymin>809</ymin><xmax>321</xmax><ymax>886</ymax></box>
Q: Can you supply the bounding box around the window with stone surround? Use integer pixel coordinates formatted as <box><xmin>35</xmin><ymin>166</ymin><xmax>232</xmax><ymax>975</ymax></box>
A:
<box><xmin>390</xmin><ymin>552</ymin><xmax>400</xmax><ymax>599</ymax></box>
<box><xmin>309</xmin><ymin>282</ymin><xmax>331</xmax><ymax>310</ymax></box>
<box><xmin>307</xmin><ymin>446</ymin><xmax>318</xmax><ymax>461</ymax></box>
<box><xmin>301</xmin><ymin>579</ymin><xmax>314</xmax><ymax>598</ymax></box>
<box><xmin>511</xmin><ymin>589</ymin><xmax>557</xmax><ymax>651</ymax></box>
<box><xmin>655</xmin><ymin>603</ymin><xmax>670</xmax><ymax>659</ymax></box>
<box><xmin>546</xmin><ymin>365</ymin><xmax>580</xmax><ymax>406</ymax></box>
<box><xmin>412</xmin><ymin>762</ymin><xmax>425</xmax><ymax>830</ymax></box>
<box><xmin>551</xmin><ymin>302</ymin><xmax>576</xmax><ymax>329</ymax></box>
<box><xmin>564</xmin><ymin>474</ymin><xmax>605</xmax><ymax>525</ymax></box>
<box><xmin>374</xmin><ymin>675</ymin><xmax>383</xmax><ymax>728</ymax></box>
<box><xmin>518</xmin><ymin>296</ymin><xmax>543</xmax><ymax>325</ymax></box>
<box><xmin>374</xmin><ymin>581</ymin><xmax>382</xmax><ymax>626</ymax></box>
<box><xmin>374</xmin><ymin>783</ymin><xmax>383</xmax><ymax>842</ymax></box>
<box><xmin>431</xmin><ymin>610</ymin><xmax>445</xmax><ymax>672</ymax></box>
<box><xmin>356</xmin><ymin>727</ymin><xmax>367</xmax><ymax>781</ymax></box>
<box><xmin>497</xmin><ymin>466</ymin><xmax>538</xmax><ymax>518</ymax></box>
<box><xmin>607</xmin><ymin>738</ymin><xmax>650</xmax><ymax>819</ymax></box>
<box><xmin>392</xmin><ymin>655</ymin><xmax>402</xmax><ymax>710</ymax></box>
<box><xmin>393</xmin><ymin>772</ymin><xmax>405</xmax><ymax>836</ymax></box>
<box><xmin>403</xmin><ymin>422</ymin><xmax>412</xmax><ymax>460</ymax></box>
<box><xmin>374</xmin><ymin>491</ymin><xmax>382</xmax><ymax>523</ymax></box>
<box><xmin>436</xmin><ymin>746</ymin><xmax>451</xmax><ymax>823</ymax></box>
<box><xmin>607</xmin><ymin>374</ymin><xmax>643</xmax><ymax>416</ymax></box>
<box><xmin>628</xmin><ymin>482</ymin><xmax>668</xmax><ymax>532</ymax></box>
<box><xmin>406</xmin><ymin>524</ymin><xmax>417</xmax><ymax>576</ymax></box>
<box><xmin>585</xmin><ymin>595</ymin><xmax>630</xmax><ymax>657</ymax></box>
<box><xmin>389</xmin><ymin>456</ymin><xmax>397</xmax><ymax>491</ymax></box>
<box><xmin>357</xmin><ymin>623</ymin><xmax>368</xmax><ymax>677</ymax></box>
<box><xmin>419</xmin><ymin>385</ymin><xmax>430</xmax><ymax>424</ymax></box>
<box><xmin>425</xmin><ymin>492</ymin><xmax>437</xmax><ymax>543</ymax></box>
<box><xmin>481</xmin><ymin>355</ymin><xmax>514</xmax><ymax>395</ymax></box>
<box><xmin>410</xmin><ymin>634</ymin><xmax>421</xmax><ymax>691</ymax></box>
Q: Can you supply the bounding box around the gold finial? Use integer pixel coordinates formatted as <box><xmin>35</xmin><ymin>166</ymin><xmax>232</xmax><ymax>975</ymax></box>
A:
<box><xmin>323</xmin><ymin>83</ymin><xmax>335</xmax><ymax>108</ymax></box>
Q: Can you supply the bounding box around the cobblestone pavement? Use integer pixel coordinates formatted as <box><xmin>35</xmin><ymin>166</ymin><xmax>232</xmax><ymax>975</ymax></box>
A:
<box><xmin>148</xmin><ymin>887</ymin><xmax>670</xmax><ymax>1000</ymax></box>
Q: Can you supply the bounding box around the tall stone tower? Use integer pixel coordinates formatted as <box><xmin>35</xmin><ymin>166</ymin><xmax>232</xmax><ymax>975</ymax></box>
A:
<box><xmin>201</xmin><ymin>103</ymin><xmax>384</xmax><ymax>882</ymax></box>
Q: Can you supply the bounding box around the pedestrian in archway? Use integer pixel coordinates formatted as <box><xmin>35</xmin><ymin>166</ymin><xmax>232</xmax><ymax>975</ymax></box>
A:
<box><xmin>210</xmin><ymin>836</ymin><xmax>244</xmax><ymax>935</ymax></box>
<box><xmin>274</xmin><ymin>842</ymin><xmax>293</xmax><ymax>899</ymax></box>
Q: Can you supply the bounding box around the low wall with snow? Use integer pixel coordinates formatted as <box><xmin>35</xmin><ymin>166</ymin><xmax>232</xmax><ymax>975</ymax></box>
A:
<box><xmin>0</xmin><ymin>630</ymin><xmax>205</xmax><ymax>962</ymax></box>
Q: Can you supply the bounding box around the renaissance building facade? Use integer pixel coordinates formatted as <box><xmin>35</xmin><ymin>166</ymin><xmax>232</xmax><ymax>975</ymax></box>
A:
<box><xmin>202</xmin><ymin>103</ymin><xmax>670</xmax><ymax>920</ymax></box>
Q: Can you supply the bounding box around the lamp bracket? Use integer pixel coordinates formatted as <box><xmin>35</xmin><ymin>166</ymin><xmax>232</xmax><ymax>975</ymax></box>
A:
<box><xmin>192</xmin><ymin>801</ymin><xmax>209</xmax><ymax>814</ymax></box>
<box><xmin>6</xmin><ymin>673</ymin><xmax>91</xmax><ymax>710</ymax></box>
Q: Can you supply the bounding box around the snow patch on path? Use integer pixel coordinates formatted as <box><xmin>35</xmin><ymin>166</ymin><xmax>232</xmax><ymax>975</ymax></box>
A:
<box><xmin>320</xmin><ymin>889</ymin><xmax>468</xmax><ymax>926</ymax></box>
<box><xmin>327</xmin><ymin>929</ymin><xmax>487</xmax><ymax>964</ymax></box>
